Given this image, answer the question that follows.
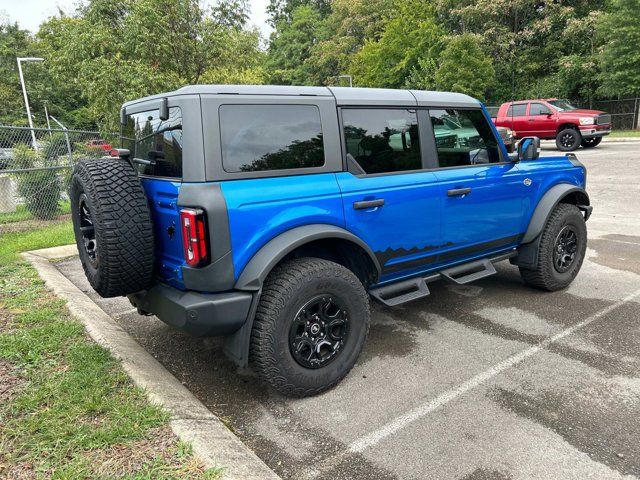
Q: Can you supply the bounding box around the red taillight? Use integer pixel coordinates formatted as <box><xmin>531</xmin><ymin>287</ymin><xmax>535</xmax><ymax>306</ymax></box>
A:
<box><xmin>180</xmin><ymin>208</ymin><xmax>209</xmax><ymax>267</ymax></box>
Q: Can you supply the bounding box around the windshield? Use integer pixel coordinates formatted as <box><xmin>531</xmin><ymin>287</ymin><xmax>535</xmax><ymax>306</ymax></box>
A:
<box><xmin>548</xmin><ymin>99</ymin><xmax>577</xmax><ymax>112</ymax></box>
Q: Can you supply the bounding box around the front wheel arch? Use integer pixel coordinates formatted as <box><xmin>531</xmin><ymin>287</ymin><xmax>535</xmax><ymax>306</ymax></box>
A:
<box><xmin>521</xmin><ymin>184</ymin><xmax>589</xmax><ymax>245</ymax></box>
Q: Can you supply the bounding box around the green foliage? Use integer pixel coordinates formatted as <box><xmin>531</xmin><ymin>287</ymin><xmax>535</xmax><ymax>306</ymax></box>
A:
<box><xmin>12</xmin><ymin>144</ymin><xmax>62</xmax><ymax>220</ymax></box>
<box><xmin>434</xmin><ymin>34</ymin><xmax>495</xmax><ymax>100</ymax></box>
<box><xmin>598</xmin><ymin>0</ymin><xmax>640</xmax><ymax>97</ymax></box>
<box><xmin>352</xmin><ymin>0</ymin><xmax>444</xmax><ymax>88</ymax></box>
<box><xmin>306</xmin><ymin>0</ymin><xmax>393</xmax><ymax>85</ymax></box>
<box><xmin>267</xmin><ymin>5</ymin><xmax>323</xmax><ymax>84</ymax></box>
<box><xmin>0</xmin><ymin>233</ymin><xmax>221</xmax><ymax>478</ymax></box>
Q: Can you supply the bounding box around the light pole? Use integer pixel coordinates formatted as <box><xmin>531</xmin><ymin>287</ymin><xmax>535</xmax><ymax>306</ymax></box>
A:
<box><xmin>338</xmin><ymin>74</ymin><xmax>353</xmax><ymax>88</ymax></box>
<box><xmin>17</xmin><ymin>57</ymin><xmax>45</xmax><ymax>150</ymax></box>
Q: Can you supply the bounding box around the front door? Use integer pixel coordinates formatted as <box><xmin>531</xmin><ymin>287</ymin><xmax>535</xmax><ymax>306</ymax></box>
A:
<box><xmin>427</xmin><ymin>108</ymin><xmax>526</xmax><ymax>261</ymax></box>
<box><xmin>524</xmin><ymin>102</ymin><xmax>557</xmax><ymax>138</ymax></box>
<box><xmin>336</xmin><ymin>108</ymin><xmax>442</xmax><ymax>283</ymax></box>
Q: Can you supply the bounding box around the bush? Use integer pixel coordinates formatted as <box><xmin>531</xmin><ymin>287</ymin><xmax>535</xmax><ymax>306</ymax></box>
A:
<box><xmin>12</xmin><ymin>144</ymin><xmax>62</xmax><ymax>220</ymax></box>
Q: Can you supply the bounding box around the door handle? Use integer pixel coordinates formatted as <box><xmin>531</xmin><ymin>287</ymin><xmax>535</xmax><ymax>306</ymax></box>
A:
<box><xmin>447</xmin><ymin>187</ymin><xmax>471</xmax><ymax>197</ymax></box>
<box><xmin>353</xmin><ymin>198</ymin><xmax>385</xmax><ymax>210</ymax></box>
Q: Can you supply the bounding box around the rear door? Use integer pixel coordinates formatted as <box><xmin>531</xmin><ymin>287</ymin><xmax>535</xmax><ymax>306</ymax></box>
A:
<box><xmin>427</xmin><ymin>108</ymin><xmax>526</xmax><ymax>259</ymax></box>
<box><xmin>336</xmin><ymin>107</ymin><xmax>443</xmax><ymax>283</ymax></box>
<box><xmin>505</xmin><ymin>103</ymin><xmax>529</xmax><ymax>138</ymax></box>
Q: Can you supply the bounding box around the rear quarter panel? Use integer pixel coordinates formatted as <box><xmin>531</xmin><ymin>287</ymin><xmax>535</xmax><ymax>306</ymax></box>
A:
<box><xmin>220</xmin><ymin>173</ymin><xmax>345</xmax><ymax>280</ymax></box>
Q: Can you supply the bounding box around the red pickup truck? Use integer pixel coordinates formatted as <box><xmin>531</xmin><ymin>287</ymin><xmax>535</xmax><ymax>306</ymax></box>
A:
<box><xmin>494</xmin><ymin>99</ymin><xmax>611</xmax><ymax>151</ymax></box>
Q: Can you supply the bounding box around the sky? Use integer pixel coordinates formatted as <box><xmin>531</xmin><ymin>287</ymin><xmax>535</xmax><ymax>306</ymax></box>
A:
<box><xmin>0</xmin><ymin>0</ymin><xmax>273</xmax><ymax>38</ymax></box>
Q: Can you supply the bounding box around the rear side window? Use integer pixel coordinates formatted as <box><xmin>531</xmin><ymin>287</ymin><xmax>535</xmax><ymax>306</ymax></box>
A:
<box><xmin>219</xmin><ymin>104</ymin><xmax>324</xmax><ymax>173</ymax></box>
<box><xmin>429</xmin><ymin>109</ymin><xmax>503</xmax><ymax>168</ymax></box>
<box><xmin>506</xmin><ymin>104</ymin><xmax>527</xmax><ymax>117</ymax></box>
<box><xmin>122</xmin><ymin>107</ymin><xmax>183</xmax><ymax>178</ymax></box>
<box><xmin>342</xmin><ymin>109</ymin><xmax>421</xmax><ymax>174</ymax></box>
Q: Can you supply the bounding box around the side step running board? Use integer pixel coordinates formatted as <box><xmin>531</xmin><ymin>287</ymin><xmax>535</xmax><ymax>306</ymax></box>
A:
<box><xmin>440</xmin><ymin>258</ymin><xmax>496</xmax><ymax>285</ymax></box>
<box><xmin>369</xmin><ymin>276</ymin><xmax>432</xmax><ymax>307</ymax></box>
<box><xmin>369</xmin><ymin>251</ymin><xmax>516</xmax><ymax>307</ymax></box>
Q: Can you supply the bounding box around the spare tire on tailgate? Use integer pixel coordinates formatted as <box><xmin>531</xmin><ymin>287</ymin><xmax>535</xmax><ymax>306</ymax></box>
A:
<box><xmin>70</xmin><ymin>157</ymin><xmax>154</xmax><ymax>298</ymax></box>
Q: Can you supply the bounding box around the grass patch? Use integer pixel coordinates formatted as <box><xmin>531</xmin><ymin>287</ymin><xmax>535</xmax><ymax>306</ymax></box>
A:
<box><xmin>609</xmin><ymin>129</ymin><xmax>640</xmax><ymax>138</ymax></box>
<box><xmin>0</xmin><ymin>200</ymin><xmax>71</xmax><ymax>224</ymax></box>
<box><xmin>0</xmin><ymin>228</ymin><xmax>222</xmax><ymax>479</ymax></box>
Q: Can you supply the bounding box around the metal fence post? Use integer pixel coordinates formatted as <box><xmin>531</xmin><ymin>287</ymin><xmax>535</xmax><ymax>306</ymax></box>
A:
<box><xmin>50</xmin><ymin>115</ymin><xmax>73</xmax><ymax>165</ymax></box>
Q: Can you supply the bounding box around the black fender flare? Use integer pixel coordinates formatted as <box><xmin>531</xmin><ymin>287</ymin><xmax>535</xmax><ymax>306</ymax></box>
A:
<box><xmin>521</xmin><ymin>184</ymin><xmax>590</xmax><ymax>244</ymax></box>
<box><xmin>234</xmin><ymin>224</ymin><xmax>381</xmax><ymax>291</ymax></box>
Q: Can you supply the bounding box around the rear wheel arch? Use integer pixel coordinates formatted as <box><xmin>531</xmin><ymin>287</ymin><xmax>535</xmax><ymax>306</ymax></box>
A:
<box><xmin>234</xmin><ymin>225</ymin><xmax>381</xmax><ymax>291</ymax></box>
<box><xmin>225</xmin><ymin>225</ymin><xmax>380</xmax><ymax>368</ymax></box>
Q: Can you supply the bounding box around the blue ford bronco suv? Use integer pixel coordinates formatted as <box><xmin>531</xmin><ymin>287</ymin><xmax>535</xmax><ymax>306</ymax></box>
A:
<box><xmin>71</xmin><ymin>85</ymin><xmax>591</xmax><ymax>397</ymax></box>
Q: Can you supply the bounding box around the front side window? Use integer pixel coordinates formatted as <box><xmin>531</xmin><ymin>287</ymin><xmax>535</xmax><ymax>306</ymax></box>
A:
<box><xmin>220</xmin><ymin>104</ymin><xmax>324</xmax><ymax>173</ymax></box>
<box><xmin>530</xmin><ymin>103</ymin><xmax>552</xmax><ymax>116</ymax></box>
<box><xmin>342</xmin><ymin>109</ymin><xmax>421</xmax><ymax>174</ymax></box>
<box><xmin>430</xmin><ymin>109</ymin><xmax>503</xmax><ymax>168</ymax></box>
<box><xmin>122</xmin><ymin>107</ymin><xmax>183</xmax><ymax>178</ymax></box>
<box><xmin>506</xmin><ymin>104</ymin><xmax>527</xmax><ymax>117</ymax></box>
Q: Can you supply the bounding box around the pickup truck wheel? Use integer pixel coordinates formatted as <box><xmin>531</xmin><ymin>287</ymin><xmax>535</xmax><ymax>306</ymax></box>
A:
<box><xmin>581</xmin><ymin>137</ymin><xmax>602</xmax><ymax>148</ymax></box>
<box><xmin>556</xmin><ymin>128</ymin><xmax>582</xmax><ymax>151</ymax></box>
<box><xmin>250</xmin><ymin>257</ymin><xmax>369</xmax><ymax>397</ymax></box>
<box><xmin>519</xmin><ymin>204</ymin><xmax>587</xmax><ymax>291</ymax></box>
<box><xmin>70</xmin><ymin>158</ymin><xmax>154</xmax><ymax>298</ymax></box>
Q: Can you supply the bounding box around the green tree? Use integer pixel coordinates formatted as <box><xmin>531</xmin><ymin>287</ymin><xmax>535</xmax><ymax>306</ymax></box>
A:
<box><xmin>352</xmin><ymin>0</ymin><xmax>444</xmax><ymax>88</ymax></box>
<box><xmin>36</xmin><ymin>0</ymin><xmax>264</xmax><ymax>132</ymax></box>
<box><xmin>266</xmin><ymin>5</ymin><xmax>323</xmax><ymax>85</ymax></box>
<box><xmin>598</xmin><ymin>0</ymin><xmax>640</xmax><ymax>97</ymax></box>
<box><xmin>266</xmin><ymin>0</ymin><xmax>330</xmax><ymax>27</ymax></box>
<box><xmin>435</xmin><ymin>0</ymin><xmax>606</xmax><ymax>102</ymax></box>
<box><xmin>433</xmin><ymin>34</ymin><xmax>495</xmax><ymax>100</ymax></box>
<box><xmin>0</xmin><ymin>21</ymin><xmax>36</xmax><ymax>125</ymax></box>
<box><xmin>306</xmin><ymin>0</ymin><xmax>393</xmax><ymax>85</ymax></box>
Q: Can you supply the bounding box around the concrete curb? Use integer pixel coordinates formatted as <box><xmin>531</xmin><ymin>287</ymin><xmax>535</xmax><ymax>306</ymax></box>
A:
<box><xmin>23</xmin><ymin>245</ymin><xmax>280</xmax><ymax>480</ymax></box>
<box><xmin>602</xmin><ymin>137</ymin><xmax>640</xmax><ymax>143</ymax></box>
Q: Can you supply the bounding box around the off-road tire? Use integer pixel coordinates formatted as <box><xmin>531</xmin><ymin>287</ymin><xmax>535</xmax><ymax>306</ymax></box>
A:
<box><xmin>556</xmin><ymin>128</ymin><xmax>582</xmax><ymax>151</ymax></box>
<box><xmin>250</xmin><ymin>257</ymin><xmax>370</xmax><ymax>397</ymax></box>
<box><xmin>519</xmin><ymin>203</ymin><xmax>587</xmax><ymax>291</ymax></box>
<box><xmin>70</xmin><ymin>158</ymin><xmax>154</xmax><ymax>298</ymax></box>
<box><xmin>581</xmin><ymin>137</ymin><xmax>602</xmax><ymax>148</ymax></box>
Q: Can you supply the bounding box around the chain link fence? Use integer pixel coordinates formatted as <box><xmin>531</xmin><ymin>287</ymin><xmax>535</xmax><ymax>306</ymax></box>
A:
<box><xmin>577</xmin><ymin>98</ymin><xmax>640</xmax><ymax>131</ymax></box>
<box><xmin>0</xmin><ymin>126</ymin><xmax>117</xmax><ymax>228</ymax></box>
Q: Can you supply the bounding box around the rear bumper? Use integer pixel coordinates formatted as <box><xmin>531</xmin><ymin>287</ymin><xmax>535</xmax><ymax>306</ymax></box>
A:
<box><xmin>128</xmin><ymin>284</ymin><xmax>253</xmax><ymax>336</ymax></box>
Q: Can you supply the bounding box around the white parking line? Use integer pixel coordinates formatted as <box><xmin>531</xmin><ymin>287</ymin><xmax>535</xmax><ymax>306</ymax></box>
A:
<box><xmin>348</xmin><ymin>288</ymin><xmax>640</xmax><ymax>454</ymax></box>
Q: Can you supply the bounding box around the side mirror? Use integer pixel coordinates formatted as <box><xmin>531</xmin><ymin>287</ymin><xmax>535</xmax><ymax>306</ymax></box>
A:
<box><xmin>518</xmin><ymin>136</ymin><xmax>540</xmax><ymax>161</ymax></box>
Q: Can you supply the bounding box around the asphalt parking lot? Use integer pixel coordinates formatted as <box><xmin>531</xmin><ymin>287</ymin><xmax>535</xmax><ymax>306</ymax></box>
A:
<box><xmin>57</xmin><ymin>141</ymin><xmax>640</xmax><ymax>480</ymax></box>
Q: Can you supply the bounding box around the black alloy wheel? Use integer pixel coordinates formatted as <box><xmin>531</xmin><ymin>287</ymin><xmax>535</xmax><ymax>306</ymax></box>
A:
<box><xmin>560</xmin><ymin>131</ymin><xmax>577</xmax><ymax>149</ymax></box>
<box><xmin>289</xmin><ymin>295</ymin><xmax>350</xmax><ymax>369</ymax></box>
<box><xmin>78</xmin><ymin>193</ymin><xmax>98</xmax><ymax>267</ymax></box>
<box><xmin>553</xmin><ymin>225</ymin><xmax>578</xmax><ymax>273</ymax></box>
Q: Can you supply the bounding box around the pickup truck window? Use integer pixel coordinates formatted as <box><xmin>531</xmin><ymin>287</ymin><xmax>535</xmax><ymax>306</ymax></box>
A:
<box><xmin>506</xmin><ymin>104</ymin><xmax>527</xmax><ymax>117</ymax></box>
<box><xmin>122</xmin><ymin>107</ymin><xmax>183</xmax><ymax>178</ymax></box>
<box><xmin>530</xmin><ymin>103</ymin><xmax>552</xmax><ymax>116</ymax></box>
<box><xmin>342</xmin><ymin>109</ymin><xmax>421</xmax><ymax>174</ymax></box>
<box><xmin>219</xmin><ymin>104</ymin><xmax>324</xmax><ymax>173</ymax></box>
<box><xmin>429</xmin><ymin>109</ymin><xmax>502</xmax><ymax>168</ymax></box>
